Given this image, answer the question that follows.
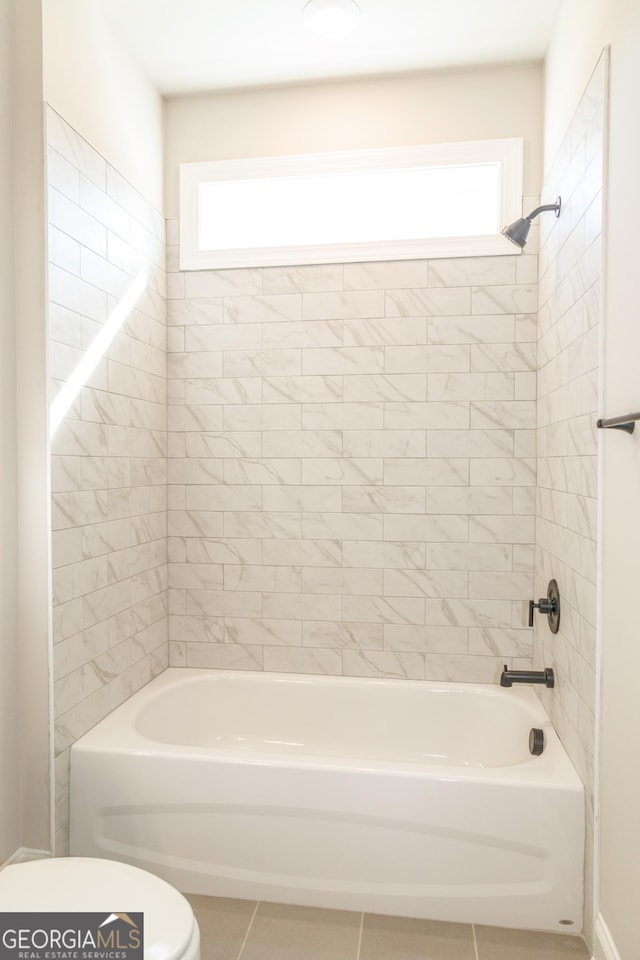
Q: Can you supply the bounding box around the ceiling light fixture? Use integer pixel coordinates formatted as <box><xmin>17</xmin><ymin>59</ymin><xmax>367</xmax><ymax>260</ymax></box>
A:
<box><xmin>303</xmin><ymin>0</ymin><xmax>361</xmax><ymax>39</ymax></box>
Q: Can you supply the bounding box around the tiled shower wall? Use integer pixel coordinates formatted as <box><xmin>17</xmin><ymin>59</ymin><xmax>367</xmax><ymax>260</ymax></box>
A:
<box><xmin>166</xmin><ymin>223</ymin><xmax>539</xmax><ymax>680</ymax></box>
<box><xmin>48</xmin><ymin>109</ymin><xmax>168</xmax><ymax>853</ymax></box>
<box><xmin>534</xmin><ymin>53</ymin><xmax>605</xmax><ymax>943</ymax></box>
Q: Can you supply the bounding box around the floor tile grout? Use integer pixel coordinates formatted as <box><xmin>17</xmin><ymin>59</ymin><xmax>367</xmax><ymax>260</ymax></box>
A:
<box><xmin>355</xmin><ymin>912</ymin><xmax>364</xmax><ymax>960</ymax></box>
<box><xmin>235</xmin><ymin>900</ymin><xmax>260</xmax><ymax>960</ymax></box>
<box><xmin>472</xmin><ymin>923</ymin><xmax>480</xmax><ymax>960</ymax></box>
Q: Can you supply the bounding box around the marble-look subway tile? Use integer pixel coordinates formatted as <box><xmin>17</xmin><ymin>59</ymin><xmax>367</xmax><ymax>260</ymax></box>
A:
<box><xmin>185</xmin><ymin>377</ymin><xmax>262</xmax><ymax>405</ymax></box>
<box><xmin>341</xmin><ymin>485</ymin><xmax>425</xmax><ymax>514</ymax></box>
<box><xmin>263</xmin><ymin>647</ymin><xmax>342</xmax><ymax>674</ymax></box>
<box><xmin>186</xmin><ymin>589</ymin><xmax>262</xmax><ymax>618</ymax></box>
<box><xmin>262</xmin><ymin>486</ymin><xmax>341</xmax><ymax>513</ymax></box>
<box><xmin>49</xmin><ymin>188</ymin><xmax>108</xmax><ymax>260</ymax></box>
<box><xmin>429</xmin><ymin>256</ymin><xmax>516</xmax><ymax>287</ymax></box>
<box><xmin>384</xmin><ymin>569</ymin><xmax>469</xmax><ymax>599</ymax></box>
<box><xmin>186</xmin><ymin>484</ymin><xmax>261</xmax><ymax>512</ymax></box>
<box><xmin>468</xmin><ymin>627</ymin><xmax>533</xmax><ymax>657</ymax></box>
<box><xmin>343</xmin><ymin>374</ymin><xmax>426</xmax><ymax>403</ymax></box>
<box><xmin>301</xmin><ymin>567</ymin><xmax>383</xmax><ymax>596</ymax></box>
<box><xmin>185</xmin><ymin>537</ymin><xmax>263</xmax><ymax>565</ymax></box>
<box><xmin>303</xmin><ymin>620</ymin><xmax>384</xmax><ymax>649</ymax></box>
<box><xmin>344</xmin><ymin>259</ymin><xmax>428</xmax><ymax>290</ymax></box>
<box><xmin>301</xmin><ymin>512</ymin><xmax>383</xmax><ymax>541</ymax></box>
<box><xmin>384</xmin><ymin>401</ymin><xmax>469</xmax><ymax>430</ymax></box>
<box><xmin>384</xmin><ymin>513</ymin><xmax>469</xmax><ymax>543</ymax></box>
<box><xmin>426</xmin><ymin>486</ymin><xmax>513</xmax><ymax>515</ymax></box>
<box><xmin>224</xmin><ymin>458</ymin><xmax>302</xmax><ymax>486</ymax></box>
<box><xmin>224</xmin><ymin>293</ymin><xmax>301</xmax><ymax>324</ymax></box>
<box><xmin>223</xmin><ymin>348</ymin><xmax>301</xmax><ymax>378</ymax></box>
<box><xmin>263</xmin><ymin>592</ymin><xmax>342</xmax><ymax>622</ymax></box>
<box><xmin>225</xmin><ymin>617</ymin><xmax>302</xmax><ymax>646</ymax></box>
<box><xmin>427</xmin><ymin>372</ymin><xmax>515</xmax><ymax>402</ymax></box>
<box><xmin>303</xmin><ymin>346</ymin><xmax>384</xmax><ymax>375</ymax></box>
<box><xmin>263</xmin><ymin>319</ymin><xmax>342</xmax><ymax>350</ymax></box>
<box><xmin>343</xmin><ymin>649</ymin><xmax>425</xmax><ymax>680</ymax></box>
<box><xmin>47</xmin><ymin>109</ymin><xmax>106</xmax><ymax>189</ymax></box>
<box><xmin>425</xmin><ymin>654</ymin><xmax>505</xmax><ymax>683</ymax></box>
<box><xmin>470</xmin><ymin>342</ymin><xmax>536</xmax><ymax>373</ymax></box>
<box><xmin>262</xmin><ymin>375</ymin><xmax>342</xmax><ymax>404</ymax></box>
<box><xmin>385</xmin><ymin>344</ymin><xmax>470</xmax><ymax>374</ymax></box>
<box><xmin>302</xmin><ymin>458</ymin><xmax>383</xmax><ymax>486</ymax></box>
<box><xmin>224</xmin><ymin>564</ymin><xmax>301</xmax><ymax>594</ymax></box>
<box><xmin>224</xmin><ymin>403</ymin><xmax>301</xmax><ymax>431</ymax></box>
<box><xmin>469</xmin><ymin>514</ymin><xmax>536</xmax><ymax>543</ymax></box>
<box><xmin>47</xmin><ymin>145</ymin><xmax>80</xmax><ymax>202</ymax></box>
<box><xmin>224</xmin><ymin>511</ymin><xmax>301</xmax><ymax>539</ymax></box>
<box><xmin>186</xmin><ymin>643</ymin><xmax>263</xmax><ymax>670</ymax></box>
<box><xmin>383</xmin><ymin>624</ymin><xmax>468</xmax><ymax>654</ymax></box>
<box><xmin>344</xmin><ymin>316</ymin><xmax>427</xmax><ymax>347</ymax></box>
<box><xmin>426</xmin><ymin>598</ymin><xmax>513</xmax><ymax>629</ymax></box>
<box><xmin>262</xmin><ymin>264</ymin><xmax>343</xmax><ymax>294</ymax></box>
<box><xmin>167</xmin><ymin>298</ymin><xmax>224</xmax><ymax>326</ymax></box>
<box><xmin>263</xmin><ymin>430</ymin><xmax>342</xmax><ymax>459</ymax></box>
<box><xmin>263</xmin><ymin>538</ymin><xmax>342</xmax><ymax>567</ymax></box>
<box><xmin>472</xmin><ymin>284</ymin><xmax>537</xmax><ymax>315</ymax></box>
<box><xmin>469</xmin><ymin>571</ymin><xmax>533</xmax><ymax>600</ymax></box>
<box><xmin>342</xmin><ymin>540</ymin><xmax>425</xmax><ymax>569</ymax></box>
<box><xmin>184</xmin><ymin>269</ymin><xmax>262</xmax><ymax>299</ymax></box>
<box><xmin>343</xmin><ymin>595</ymin><xmax>425</xmax><ymax>625</ymax></box>
<box><xmin>303</xmin><ymin>402</ymin><xmax>383</xmax><ymax>431</ymax></box>
<box><xmin>470</xmin><ymin>400</ymin><xmax>537</xmax><ymax>430</ymax></box>
<box><xmin>470</xmin><ymin>458</ymin><xmax>536</xmax><ymax>486</ymax></box>
<box><xmin>345</xmin><ymin>431</ymin><xmax>426</xmax><ymax>459</ymax></box>
<box><xmin>186</xmin><ymin>323</ymin><xmax>262</xmax><ymax>352</ymax></box>
<box><xmin>385</xmin><ymin>287</ymin><xmax>470</xmax><ymax>317</ymax></box>
<box><xmin>303</xmin><ymin>290</ymin><xmax>384</xmax><ymax>321</ymax></box>
<box><xmin>427</xmin><ymin>542</ymin><xmax>512</xmax><ymax>571</ymax></box>
<box><xmin>428</xmin><ymin>314</ymin><xmax>516</xmax><ymax>345</ymax></box>
<box><xmin>384</xmin><ymin>454</ymin><xmax>469</xmax><ymax>487</ymax></box>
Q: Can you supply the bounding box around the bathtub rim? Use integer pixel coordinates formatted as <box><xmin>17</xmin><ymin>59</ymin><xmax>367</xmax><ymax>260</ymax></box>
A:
<box><xmin>69</xmin><ymin>667</ymin><xmax>584</xmax><ymax>790</ymax></box>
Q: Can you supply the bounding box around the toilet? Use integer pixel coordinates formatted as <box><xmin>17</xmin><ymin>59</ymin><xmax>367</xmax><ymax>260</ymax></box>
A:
<box><xmin>0</xmin><ymin>857</ymin><xmax>200</xmax><ymax>960</ymax></box>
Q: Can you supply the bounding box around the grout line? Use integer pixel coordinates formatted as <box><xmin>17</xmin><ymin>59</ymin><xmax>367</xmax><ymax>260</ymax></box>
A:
<box><xmin>472</xmin><ymin>924</ymin><xmax>480</xmax><ymax>960</ymax></box>
<box><xmin>355</xmin><ymin>912</ymin><xmax>364</xmax><ymax>960</ymax></box>
<box><xmin>236</xmin><ymin>900</ymin><xmax>260</xmax><ymax>960</ymax></box>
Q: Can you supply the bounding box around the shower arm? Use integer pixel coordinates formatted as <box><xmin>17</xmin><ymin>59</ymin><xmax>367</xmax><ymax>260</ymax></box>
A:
<box><xmin>525</xmin><ymin>201</ymin><xmax>562</xmax><ymax>221</ymax></box>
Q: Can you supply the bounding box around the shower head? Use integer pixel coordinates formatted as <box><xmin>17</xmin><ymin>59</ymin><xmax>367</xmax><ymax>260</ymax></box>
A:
<box><xmin>501</xmin><ymin>196</ymin><xmax>562</xmax><ymax>249</ymax></box>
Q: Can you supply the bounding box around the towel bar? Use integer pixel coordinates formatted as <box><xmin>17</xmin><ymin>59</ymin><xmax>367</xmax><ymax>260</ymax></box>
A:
<box><xmin>596</xmin><ymin>412</ymin><xmax>640</xmax><ymax>434</ymax></box>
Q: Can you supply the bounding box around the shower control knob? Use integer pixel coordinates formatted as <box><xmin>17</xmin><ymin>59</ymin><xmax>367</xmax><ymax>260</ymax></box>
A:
<box><xmin>528</xmin><ymin>579</ymin><xmax>561</xmax><ymax>634</ymax></box>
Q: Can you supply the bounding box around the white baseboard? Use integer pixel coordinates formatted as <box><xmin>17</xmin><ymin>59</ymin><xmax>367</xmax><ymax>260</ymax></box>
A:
<box><xmin>593</xmin><ymin>914</ymin><xmax>622</xmax><ymax>960</ymax></box>
<box><xmin>0</xmin><ymin>847</ymin><xmax>51</xmax><ymax>869</ymax></box>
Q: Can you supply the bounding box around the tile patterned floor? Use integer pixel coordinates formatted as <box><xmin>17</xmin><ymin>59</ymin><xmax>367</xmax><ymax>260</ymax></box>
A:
<box><xmin>184</xmin><ymin>895</ymin><xmax>590</xmax><ymax>960</ymax></box>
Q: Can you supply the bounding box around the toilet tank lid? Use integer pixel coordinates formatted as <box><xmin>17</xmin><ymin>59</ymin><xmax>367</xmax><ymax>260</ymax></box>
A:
<box><xmin>0</xmin><ymin>857</ymin><xmax>197</xmax><ymax>960</ymax></box>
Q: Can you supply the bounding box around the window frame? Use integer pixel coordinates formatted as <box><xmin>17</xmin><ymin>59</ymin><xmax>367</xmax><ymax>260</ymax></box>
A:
<box><xmin>179</xmin><ymin>138</ymin><xmax>524</xmax><ymax>270</ymax></box>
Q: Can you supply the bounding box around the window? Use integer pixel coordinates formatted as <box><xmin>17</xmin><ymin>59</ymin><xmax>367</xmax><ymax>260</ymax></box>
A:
<box><xmin>179</xmin><ymin>138</ymin><xmax>523</xmax><ymax>270</ymax></box>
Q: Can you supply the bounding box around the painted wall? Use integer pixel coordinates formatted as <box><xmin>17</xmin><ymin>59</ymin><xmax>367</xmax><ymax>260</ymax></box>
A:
<box><xmin>535</xmin><ymin>53</ymin><xmax>605</xmax><ymax>947</ymax></box>
<box><xmin>48</xmin><ymin>110</ymin><xmax>168</xmax><ymax>853</ymax></box>
<box><xmin>13</xmin><ymin>0</ymin><xmax>52</xmax><ymax>857</ymax></box>
<box><xmin>42</xmin><ymin>0</ymin><xmax>164</xmax><ymax>211</ymax></box>
<box><xmin>597</xmin><ymin>5</ymin><xmax>640</xmax><ymax>960</ymax></box>
<box><xmin>164</xmin><ymin>62</ymin><xmax>544</xmax><ymax>217</ymax></box>
<box><xmin>543</xmin><ymin>0</ymin><xmax>609</xmax><ymax>172</ymax></box>
<box><xmin>0</xmin><ymin>0</ymin><xmax>21</xmax><ymax>865</ymax></box>
<box><xmin>546</xmin><ymin>3</ymin><xmax>640</xmax><ymax>957</ymax></box>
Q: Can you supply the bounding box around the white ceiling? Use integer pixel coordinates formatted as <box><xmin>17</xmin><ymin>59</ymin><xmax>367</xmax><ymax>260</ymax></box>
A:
<box><xmin>96</xmin><ymin>0</ymin><xmax>563</xmax><ymax>96</ymax></box>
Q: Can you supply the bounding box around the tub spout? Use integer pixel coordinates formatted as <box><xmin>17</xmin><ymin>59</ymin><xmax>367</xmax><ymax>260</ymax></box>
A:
<box><xmin>500</xmin><ymin>665</ymin><xmax>555</xmax><ymax>688</ymax></box>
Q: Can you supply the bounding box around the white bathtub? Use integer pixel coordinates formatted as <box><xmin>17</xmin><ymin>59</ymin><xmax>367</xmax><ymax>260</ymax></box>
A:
<box><xmin>69</xmin><ymin>668</ymin><xmax>584</xmax><ymax>933</ymax></box>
